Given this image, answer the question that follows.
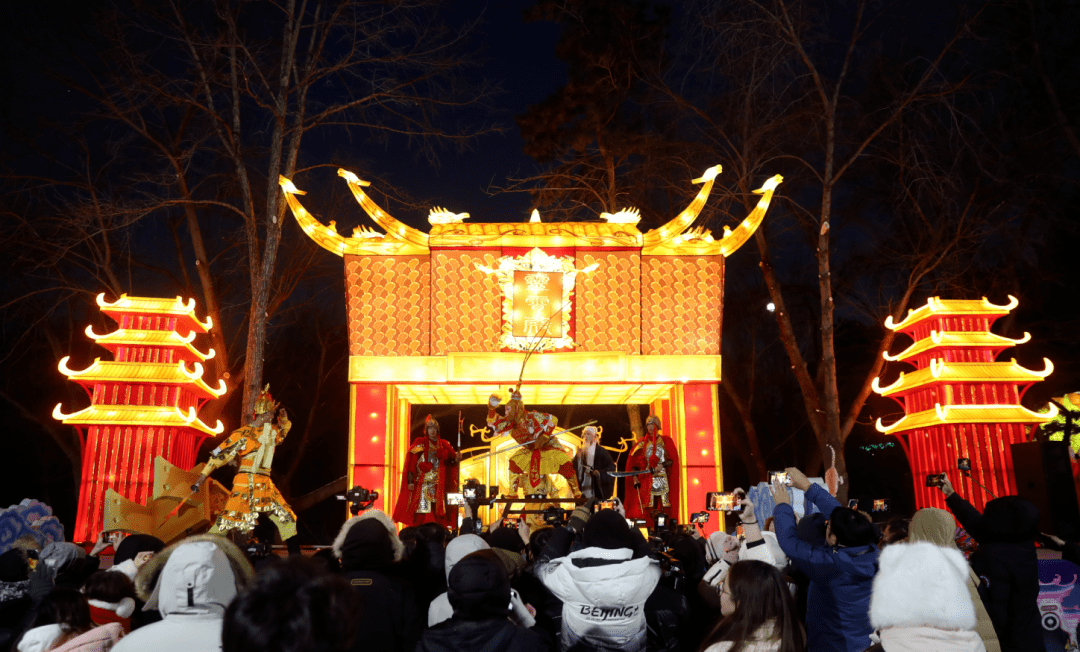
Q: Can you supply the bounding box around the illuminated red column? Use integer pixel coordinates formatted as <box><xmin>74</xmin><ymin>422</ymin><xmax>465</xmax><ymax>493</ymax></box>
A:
<box><xmin>681</xmin><ymin>383</ymin><xmax>723</xmax><ymax>535</ymax></box>
<box><xmin>351</xmin><ymin>384</ymin><xmax>390</xmax><ymax>513</ymax></box>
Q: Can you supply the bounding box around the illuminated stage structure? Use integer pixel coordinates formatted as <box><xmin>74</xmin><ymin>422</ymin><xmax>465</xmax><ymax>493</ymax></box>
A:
<box><xmin>54</xmin><ymin>294</ymin><xmax>225</xmax><ymax>542</ymax></box>
<box><xmin>281</xmin><ymin>166</ymin><xmax>783</xmax><ymax>532</ymax></box>
<box><xmin>874</xmin><ymin>296</ymin><xmax>1056</xmax><ymax>511</ymax></box>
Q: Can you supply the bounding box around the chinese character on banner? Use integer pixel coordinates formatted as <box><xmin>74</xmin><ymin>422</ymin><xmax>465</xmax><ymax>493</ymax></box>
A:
<box><xmin>513</xmin><ymin>270</ymin><xmax>563</xmax><ymax>338</ymax></box>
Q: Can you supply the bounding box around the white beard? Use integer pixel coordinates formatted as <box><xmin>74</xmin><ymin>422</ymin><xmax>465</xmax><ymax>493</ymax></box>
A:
<box><xmin>585</xmin><ymin>442</ymin><xmax>596</xmax><ymax>467</ymax></box>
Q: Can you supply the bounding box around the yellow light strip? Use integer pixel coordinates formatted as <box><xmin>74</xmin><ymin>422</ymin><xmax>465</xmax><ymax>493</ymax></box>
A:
<box><xmin>883</xmin><ymin>330</ymin><xmax>1031</xmax><ymax>362</ymax></box>
<box><xmin>96</xmin><ymin>293</ymin><xmax>212</xmax><ymax>331</ymax></box>
<box><xmin>350</xmin><ymin>352</ymin><xmax>722</xmax><ymax>385</ymax></box>
<box><xmin>52</xmin><ymin>403</ymin><xmax>224</xmax><ymax>434</ymax></box>
<box><xmin>876</xmin><ymin>402</ymin><xmax>1058</xmax><ymax>433</ymax></box>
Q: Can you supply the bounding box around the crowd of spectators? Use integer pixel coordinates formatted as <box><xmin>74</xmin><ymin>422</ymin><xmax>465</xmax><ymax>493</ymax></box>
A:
<box><xmin>0</xmin><ymin>467</ymin><xmax>1057</xmax><ymax>652</ymax></box>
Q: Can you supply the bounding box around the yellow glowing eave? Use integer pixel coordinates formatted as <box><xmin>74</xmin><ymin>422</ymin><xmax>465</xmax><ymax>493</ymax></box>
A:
<box><xmin>52</xmin><ymin>403</ymin><xmax>224</xmax><ymax>435</ymax></box>
<box><xmin>882</xmin><ymin>330</ymin><xmax>1031</xmax><ymax>362</ymax></box>
<box><xmin>872</xmin><ymin>358</ymin><xmax>1054</xmax><ymax>397</ymax></box>
<box><xmin>96</xmin><ymin>293</ymin><xmax>213</xmax><ymax>331</ymax></box>
<box><xmin>337</xmin><ymin>169</ymin><xmax>430</xmax><ymax>252</ymax></box>
<box><xmin>886</xmin><ymin>295</ymin><xmax>1019</xmax><ymax>331</ymax></box>
<box><xmin>85</xmin><ymin>326</ymin><xmax>216</xmax><ymax>361</ymax></box>
<box><xmin>875</xmin><ymin>401</ymin><xmax>1058</xmax><ymax>433</ymax></box>
<box><xmin>57</xmin><ymin>357</ymin><xmax>226</xmax><ymax>398</ymax></box>
<box><xmin>280</xmin><ymin>175</ymin><xmax>429</xmax><ymax>257</ymax></box>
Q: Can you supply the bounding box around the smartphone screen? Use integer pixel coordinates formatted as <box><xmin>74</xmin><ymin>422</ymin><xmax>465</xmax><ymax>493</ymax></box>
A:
<box><xmin>769</xmin><ymin>471</ymin><xmax>792</xmax><ymax>486</ymax></box>
<box><xmin>598</xmin><ymin>500</ymin><xmax>615</xmax><ymax>511</ymax></box>
<box><xmin>706</xmin><ymin>492</ymin><xmax>743</xmax><ymax>512</ymax></box>
<box><xmin>446</xmin><ymin>492</ymin><xmax>465</xmax><ymax>506</ymax></box>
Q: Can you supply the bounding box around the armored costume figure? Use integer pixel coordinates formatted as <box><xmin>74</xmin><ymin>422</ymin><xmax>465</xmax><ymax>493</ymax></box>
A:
<box><xmin>488</xmin><ymin>390</ymin><xmax>582</xmax><ymax>504</ymax></box>
<box><xmin>624</xmin><ymin>414</ymin><xmax>680</xmax><ymax>524</ymax></box>
<box><xmin>192</xmin><ymin>385</ymin><xmax>297</xmax><ymax>540</ymax></box>
<box><xmin>393</xmin><ymin>416</ymin><xmax>460</xmax><ymax>527</ymax></box>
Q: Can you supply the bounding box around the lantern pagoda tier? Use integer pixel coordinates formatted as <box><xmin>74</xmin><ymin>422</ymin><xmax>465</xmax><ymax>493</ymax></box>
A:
<box><xmin>54</xmin><ymin>294</ymin><xmax>225</xmax><ymax>542</ymax></box>
<box><xmin>874</xmin><ymin>296</ymin><xmax>1056</xmax><ymax>512</ymax></box>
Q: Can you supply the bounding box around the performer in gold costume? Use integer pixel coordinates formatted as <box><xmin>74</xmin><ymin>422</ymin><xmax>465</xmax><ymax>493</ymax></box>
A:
<box><xmin>191</xmin><ymin>385</ymin><xmax>297</xmax><ymax>541</ymax></box>
<box><xmin>487</xmin><ymin>390</ymin><xmax>582</xmax><ymax>510</ymax></box>
<box><xmin>625</xmin><ymin>414</ymin><xmax>680</xmax><ymax>525</ymax></box>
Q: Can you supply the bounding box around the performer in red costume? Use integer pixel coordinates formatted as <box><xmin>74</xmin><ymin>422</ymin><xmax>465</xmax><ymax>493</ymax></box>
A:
<box><xmin>487</xmin><ymin>390</ymin><xmax>582</xmax><ymax>504</ymax></box>
<box><xmin>392</xmin><ymin>416</ymin><xmax>460</xmax><ymax>527</ymax></box>
<box><xmin>625</xmin><ymin>414</ymin><xmax>680</xmax><ymax>525</ymax></box>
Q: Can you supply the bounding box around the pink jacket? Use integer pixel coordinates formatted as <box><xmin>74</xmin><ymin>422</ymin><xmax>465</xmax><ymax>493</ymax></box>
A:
<box><xmin>51</xmin><ymin>623</ymin><xmax>124</xmax><ymax>652</ymax></box>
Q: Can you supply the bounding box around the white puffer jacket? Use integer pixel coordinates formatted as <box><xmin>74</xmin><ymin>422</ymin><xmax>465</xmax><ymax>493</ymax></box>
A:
<box><xmin>112</xmin><ymin>539</ymin><xmax>248</xmax><ymax>652</ymax></box>
<box><xmin>536</xmin><ymin>546</ymin><xmax>660</xmax><ymax>652</ymax></box>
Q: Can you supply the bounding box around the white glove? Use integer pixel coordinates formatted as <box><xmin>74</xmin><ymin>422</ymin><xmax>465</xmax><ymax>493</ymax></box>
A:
<box><xmin>509</xmin><ymin>589</ymin><xmax>536</xmax><ymax>628</ymax></box>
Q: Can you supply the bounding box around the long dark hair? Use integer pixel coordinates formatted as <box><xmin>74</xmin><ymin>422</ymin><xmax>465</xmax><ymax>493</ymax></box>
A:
<box><xmin>697</xmin><ymin>560</ymin><xmax>805</xmax><ymax>652</ymax></box>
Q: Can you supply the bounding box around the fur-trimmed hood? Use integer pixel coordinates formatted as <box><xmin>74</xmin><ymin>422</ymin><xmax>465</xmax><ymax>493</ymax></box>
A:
<box><xmin>132</xmin><ymin>535</ymin><xmax>253</xmax><ymax>615</ymax></box>
<box><xmin>332</xmin><ymin>509</ymin><xmax>404</xmax><ymax>563</ymax></box>
<box><xmin>870</xmin><ymin>541</ymin><xmax>976</xmax><ymax>631</ymax></box>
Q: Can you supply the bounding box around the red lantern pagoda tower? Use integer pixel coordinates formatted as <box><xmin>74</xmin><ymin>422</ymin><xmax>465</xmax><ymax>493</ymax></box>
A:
<box><xmin>54</xmin><ymin>294</ymin><xmax>225</xmax><ymax>542</ymax></box>
<box><xmin>873</xmin><ymin>296</ymin><xmax>1056</xmax><ymax>511</ymax></box>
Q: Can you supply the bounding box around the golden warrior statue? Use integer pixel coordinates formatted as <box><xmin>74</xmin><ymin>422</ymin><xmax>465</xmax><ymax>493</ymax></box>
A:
<box><xmin>191</xmin><ymin>385</ymin><xmax>297</xmax><ymax>541</ymax></box>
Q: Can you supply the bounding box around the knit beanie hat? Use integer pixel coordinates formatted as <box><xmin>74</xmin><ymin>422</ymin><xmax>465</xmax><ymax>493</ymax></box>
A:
<box><xmin>869</xmin><ymin>541</ymin><xmax>976</xmax><ymax>631</ymax></box>
<box><xmin>583</xmin><ymin>509</ymin><xmax>634</xmax><ymax>550</ymax></box>
<box><xmin>113</xmin><ymin>534</ymin><xmax>164</xmax><ymax>566</ymax></box>
<box><xmin>339</xmin><ymin>519</ymin><xmax>394</xmax><ymax>571</ymax></box>
<box><xmin>448</xmin><ymin>550</ymin><xmax>511</xmax><ymax>620</ymax></box>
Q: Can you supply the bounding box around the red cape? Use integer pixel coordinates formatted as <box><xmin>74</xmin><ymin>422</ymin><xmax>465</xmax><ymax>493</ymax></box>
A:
<box><xmin>392</xmin><ymin>436</ymin><xmax>458</xmax><ymax>527</ymax></box>
<box><xmin>623</xmin><ymin>433</ymin><xmax>680</xmax><ymax>523</ymax></box>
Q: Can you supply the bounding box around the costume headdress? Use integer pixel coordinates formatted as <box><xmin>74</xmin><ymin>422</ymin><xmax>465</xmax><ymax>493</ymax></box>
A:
<box><xmin>645</xmin><ymin>414</ymin><xmax>662</xmax><ymax>431</ymax></box>
<box><xmin>424</xmin><ymin>414</ymin><xmax>440</xmax><ymax>434</ymax></box>
<box><xmin>252</xmin><ymin>384</ymin><xmax>277</xmax><ymax>416</ymax></box>
<box><xmin>583</xmin><ymin>425</ymin><xmax>598</xmax><ymax>439</ymax></box>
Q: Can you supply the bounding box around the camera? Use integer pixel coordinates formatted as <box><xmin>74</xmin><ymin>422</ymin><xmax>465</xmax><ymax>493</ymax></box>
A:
<box><xmin>957</xmin><ymin>458</ymin><xmax>971</xmax><ymax>472</ymax></box>
<box><xmin>768</xmin><ymin>471</ymin><xmax>792</xmax><ymax>486</ymax></box>
<box><xmin>925</xmin><ymin>473</ymin><xmax>946</xmax><ymax>488</ymax></box>
<box><xmin>543</xmin><ymin>505</ymin><xmax>569</xmax><ymax>526</ymax></box>
<box><xmin>690</xmin><ymin>511</ymin><xmax>709</xmax><ymax>524</ymax></box>
<box><xmin>345</xmin><ymin>485</ymin><xmax>379</xmax><ymax>515</ymax></box>
<box><xmin>462</xmin><ymin>478</ymin><xmax>485</xmax><ymax>500</ymax></box>
<box><xmin>653</xmin><ymin>511</ymin><xmax>676</xmax><ymax>533</ymax></box>
<box><xmin>243</xmin><ymin>541</ymin><xmax>273</xmax><ymax>560</ymax></box>
<box><xmin>647</xmin><ymin>540</ymin><xmax>686</xmax><ymax>592</ymax></box>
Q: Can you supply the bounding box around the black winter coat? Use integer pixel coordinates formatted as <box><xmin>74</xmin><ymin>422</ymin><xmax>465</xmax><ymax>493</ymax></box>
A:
<box><xmin>343</xmin><ymin>568</ymin><xmax>423</xmax><ymax>652</ymax></box>
<box><xmin>419</xmin><ymin>617</ymin><xmax>549</xmax><ymax>652</ymax></box>
<box><xmin>946</xmin><ymin>493</ymin><xmax>1042</xmax><ymax>652</ymax></box>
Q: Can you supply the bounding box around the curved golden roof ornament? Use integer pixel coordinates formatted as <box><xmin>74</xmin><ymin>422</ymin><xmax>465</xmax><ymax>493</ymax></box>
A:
<box><xmin>642</xmin><ymin>165</ymin><xmax>721</xmax><ymax>253</ymax></box>
<box><xmin>338</xmin><ymin>169</ymin><xmax>430</xmax><ymax>252</ymax></box>
<box><xmin>642</xmin><ymin>167</ymin><xmax>783</xmax><ymax>256</ymax></box>
<box><xmin>280</xmin><ymin>175</ymin><xmax>428</xmax><ymax>257</ymax></box>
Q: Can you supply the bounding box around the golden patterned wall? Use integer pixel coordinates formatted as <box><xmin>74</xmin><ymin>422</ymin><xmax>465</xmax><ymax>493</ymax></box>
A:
<box><xmin>346</xmin><ymin>255</ymin><xmax>430</xmax><ymax>356</ymax></box>
<box><xmin>432</xmin><ymin>251</ymin><xmax>503</xmax><ymax>354</ymax></box>
<box><xmin>642</xmin><ymin>256</ymin><xmax>724</xmax><ymax>355</ymax></box>
<box><xmin>575</xmin><ymin>252</ymin><xmax>641</xmax><ymax>353</ymax></box>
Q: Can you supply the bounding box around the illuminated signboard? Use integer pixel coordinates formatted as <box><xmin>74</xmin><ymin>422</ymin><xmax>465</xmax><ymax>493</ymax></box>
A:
<box><xmin>512</xmin><ymin>271</ymin><xmax>563</xmax><ymax>338</ymax></box>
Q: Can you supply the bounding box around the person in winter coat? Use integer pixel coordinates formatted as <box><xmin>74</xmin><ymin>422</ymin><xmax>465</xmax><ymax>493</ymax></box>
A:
<box><xmin>428</xmin><ymin>534</ymin><xmax>537</xmax><ymax>631</ymax></box>
<box><xmin>111</xmin><ymin>535</ymin><xmax>253</xmax><ymax>652</ymax></box>
<box><xmin>700</xmin><ymin>494</ymin><xmax>788</xmax><ymax>609</ymax></box>
<box><xmin>105</xmin><ymin>535</ymin><xmax>163</xmax><ymax>582</ymax></box>
<box><xmin>332</xmin><ymin>509</ymin><xmax>422</xmax><ymax>652</ymax></box>
<box><xmin>937</xmin><ymin>473</ymin><xmax>1041</xmax><ymax>652</ymax></box>
<box><xmin>419</xmin><ymin>549</ymin><xmax>549</xmax><ymax>652</ymax></box>
<box><xmin>907</xmin><ymin>507</ymin><xmax>1000</xmax><ymax>652</ymax></box>
<box><xmin>37</xmin><ymin>544</ymin><xmax>88</xmax><ymax>591</ymax></box>
<box><xmin>16</xmin><ymin>588</ymin><xmax>123</xmax><ymax>652</ymax></box>
<box><xmin>772</xmin><ymin>467</ymin><xmax>879</xmax><ymax>652</ymax></box>
<box><xmin>697</xmin><ymin>560</ymin><xmax>805</xmax><ymax>652</ymax></box>
<box><xmin>534</xmin><ymin>503</ymin><xmax>660</xmax><ymax>652</ymax></box>
<box><xmin>223</xmin><ymin>556</ymin><xmax>358</xmax><ymax>652</ymax></box>
<box><xmin>866</xmin><ymin>541</ymin><xmax>987</xmax><ymax>652</ymax></box>
<box><xmin>0</xmin><ymin>549</ymin><xmax>33</xmax><ymax>651</ymax></box>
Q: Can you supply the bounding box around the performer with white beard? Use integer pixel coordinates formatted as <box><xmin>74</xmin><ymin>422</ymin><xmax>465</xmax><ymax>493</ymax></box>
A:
<box><xmin>573</xmin><ymin>426</ymin><xmax>615</xmax><ymax>501</ymax></box>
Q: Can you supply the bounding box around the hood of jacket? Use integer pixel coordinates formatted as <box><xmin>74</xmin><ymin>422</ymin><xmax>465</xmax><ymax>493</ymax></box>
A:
<box><xmin>39</xmin><ymin>543</ymin><xmax>85</xmax><ymax>577</ymax></box>
<box><xmin>447</xmin><ymin>550</ymin><xmax>511</xmax><ymax>620</ymax></box>
<box><xmin>870</xmin><ymin>541</ymin><xmax>976</xmax><ymax>631</ymax></box>
<box><xmin>16</xmin><ymin>624</ymin><xmax>62</xmax><ymax>652</ymax></box>
<box><xmin>978</xmin><ymin>496</ymin><xmax>1039</xmax><ymax>543</ymax></box>
<box><xmin>443</xmin><ymin>535</ymin><xmax>489</xmax><ymax>581</ymax></box>
<box><xmin>541</xmin><ymin>546</ymin><xmax>659</xmax><ymax>606</ymax></box>
<box><xmin>877</xmin><ymin>626</ymin><xmax>987</xmax><ymax>652</ymax></box>
<box><xmin>332</xmin><ymin>509</ymin><xmax>404</xmax><ymax>564</ymax></box>
<box><xmin>135</xmin><ymin>535</ymin><xmax>253</xmax><ymax>619</ymax></box>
